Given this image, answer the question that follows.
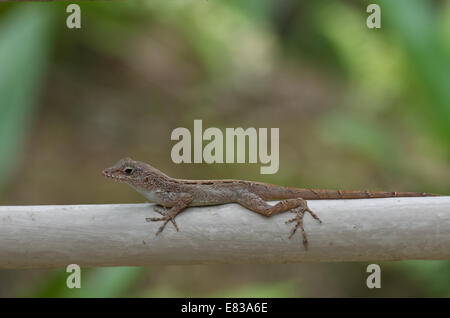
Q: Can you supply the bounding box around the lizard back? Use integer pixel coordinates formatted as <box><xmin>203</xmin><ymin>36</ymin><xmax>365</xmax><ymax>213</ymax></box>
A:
<box><xmin>175</xmin><ymin>179</ymin><xmax>438</xmax><ymax>201</ymax></box>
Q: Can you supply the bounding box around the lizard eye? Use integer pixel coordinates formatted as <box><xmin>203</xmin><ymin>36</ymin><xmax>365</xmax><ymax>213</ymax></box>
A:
<box><xmin>124</xmin><ymin>167</ymin><xmax>134</xmax><ymax>175</ymax></box>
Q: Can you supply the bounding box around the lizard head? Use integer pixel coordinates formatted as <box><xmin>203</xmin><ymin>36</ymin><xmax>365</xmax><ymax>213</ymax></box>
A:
<box><xmin>102</xmin><ymin>157</ymin><xmax>166</xmax><ymax>186</ymax></box>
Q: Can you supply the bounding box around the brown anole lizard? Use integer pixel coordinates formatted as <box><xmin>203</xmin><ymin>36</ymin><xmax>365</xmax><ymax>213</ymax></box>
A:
<box><xmin>102</xmin><ymin>157</ymin><xmax>438</xmax><ymax>247</ymax></box>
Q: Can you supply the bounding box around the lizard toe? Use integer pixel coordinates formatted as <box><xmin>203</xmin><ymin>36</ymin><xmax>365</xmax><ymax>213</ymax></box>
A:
<box><xmin>146</xmin><ymin>216</ymin><xmax>166</xmax><ymax>222</ymax></box>
<box><xmin>147</xmin><ymin>212</ymin><xmax>180</xmax><ymax>234</ymax></box>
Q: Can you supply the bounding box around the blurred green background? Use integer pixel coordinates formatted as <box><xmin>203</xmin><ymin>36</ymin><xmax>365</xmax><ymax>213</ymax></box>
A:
<box><xmin>0</xmin><ymin>0</ymin><xmax>449</xmax><ymax>297</ymax></box>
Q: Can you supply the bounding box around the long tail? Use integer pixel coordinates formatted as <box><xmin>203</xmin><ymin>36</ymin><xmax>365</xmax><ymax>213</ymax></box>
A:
<box><xmin>251</xmin><ymin>183</ymin><xmax>439</xmax><ymax>200</ymax></box>
<box><xmin>293</xmin><ymin>189</ymin><xmax>439</xmax><ymax>200</ymax></box>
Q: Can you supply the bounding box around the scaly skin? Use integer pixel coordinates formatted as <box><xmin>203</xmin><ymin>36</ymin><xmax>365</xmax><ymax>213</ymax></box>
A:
<box><xmin>102</xmin><ymin>157</ymin><xmax>438</xmax><ymax>248</ymax></box>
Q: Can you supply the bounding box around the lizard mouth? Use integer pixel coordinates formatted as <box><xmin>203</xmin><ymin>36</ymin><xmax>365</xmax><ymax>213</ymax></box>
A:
<box><xmin>102</xmin><ymin>169</ymin><xmax>124</xmax><ymax>181</ymax></box>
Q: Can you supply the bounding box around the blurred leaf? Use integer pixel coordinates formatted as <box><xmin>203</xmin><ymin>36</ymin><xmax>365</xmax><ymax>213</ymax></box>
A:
<box><xmin>66</xmin><ymin>267</ymin><xmax>146</xmax><ymax>297</ymax></box>
<box><xmin>379</xmin><ymin>0</ymin><xmax>450</xmax><ymax>150</ymax></box>
<box><xmin>139</xmin><ymin>285</ymin><xmax>186</xmax><ymax>298</ymax></box>
<box><xmin>226</xmin><ymin>0</ymin><xmax>272</xmax><ymax>22</ymax></box>
<box><xmin>139</xmin><ymin>280</ymin><xmax>299</xmax><ymax>298</ymax></box>
<box><xmin>33</xmin><ymin>267</ymin><xmax>146</xmax><ymax>298</ymax></box>
<box><xmin>441</xmin><ymin>1</ymin><xmax>450</xmax><ymax>54</ymax></box>
<box><xmin>210</xmin><ymin>281</ymin><xmax>299</xmax><ymax>298</ymax></box>
<box><xmin>0</xmin><ymin>4</ymin><xmax>55</xmax><ymax>191</ymax></box>
<box><xmin>320</xmin><ymin>113</ymin><xmax>397</xmax><ymax>167</ymax></box>
<box><xmin>397</xmin><ymin>260</ymin><xmax>450</xmax><ymax>297</ymax></box>
<box><xmin>316</xmin><ymin>1</ymin><xmax>406</xmax><ymax>106</ymax></box>
<box><xmin>138</xmin><ymin>0</ymin><xmax>275</xmax><ymax>81</ymax></box>
<box><xmin>76</xmin><ymin>1</ymin><xmax>151</xmax><ymax>57</ymax></box>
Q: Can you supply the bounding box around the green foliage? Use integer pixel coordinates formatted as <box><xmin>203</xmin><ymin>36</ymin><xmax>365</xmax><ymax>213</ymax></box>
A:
<box><xmin>32</xmin><ymin>267</ymin><xmax>146</xmax><ymax>298</ymax></box>
<box><xmin>396</xmin><ymin>260</ymin><xmax>450</xmax><ymax>297</ymax></box>
<box><xmin>379</xmin><ymin>0</ymin><xmax>450</xmax><ymax>149</ymax></box>
<box><xmin>139</xmin><ymin>280</ymin><xmax>299</xmax><ymax>298</ymax></box>
<box><xmin>320</xmin><ymin>113</ymin><xmax>397</xmax><ymax>167</ymax></box>
<box><xmin>210</xmin><ymin>281</ymin><xmax>299</xmax><ymax>298</ymax></box>
<box><xmin>0</xmin><ymin>4</ymin><xmax>55</xmax><ymax>191</ymax></box>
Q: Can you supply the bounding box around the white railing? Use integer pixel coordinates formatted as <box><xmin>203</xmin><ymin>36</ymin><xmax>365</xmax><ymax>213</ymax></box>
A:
<box><xmin>0</xmin><ymin>196</ymin><xmax>449</xmax><ymax>268</ymax></box>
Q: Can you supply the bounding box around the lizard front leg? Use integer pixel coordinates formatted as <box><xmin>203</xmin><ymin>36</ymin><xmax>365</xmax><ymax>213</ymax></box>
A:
<box><xmin>146</xmin><ymin>193</ymin><xmax>193</xmax><ymax>235</ymax></box>
<box><xmin>236</xmin><ymin>191</ymin><xmax>321</xmax><ymax>247</ymax></box>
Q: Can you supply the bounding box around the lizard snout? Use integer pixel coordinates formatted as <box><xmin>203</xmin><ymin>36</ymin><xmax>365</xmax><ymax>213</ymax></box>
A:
<box><xmin>102</xmin><ymin>168</ymin><xmax>114</xmax><ymax>178</ymax></box>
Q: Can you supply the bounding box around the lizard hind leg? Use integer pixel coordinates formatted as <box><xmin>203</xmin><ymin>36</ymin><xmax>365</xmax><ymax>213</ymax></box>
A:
<box><xmin>285</xmin><ymin>199</ymin><xmax>322</xmax><ymax>248</ymax></box>
<box><xmin>236</xmin><ymin>192</ymin><xmax>322</xmax><ymax>248</ymax></box>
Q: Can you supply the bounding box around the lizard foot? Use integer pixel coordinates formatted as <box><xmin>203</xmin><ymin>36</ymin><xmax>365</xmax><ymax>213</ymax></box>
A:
<box><xmin>285</xmin><ymin>201</ymin><xmax>322</xmax><ymax>248</ymax></box>
<box><xmin>146</xmin><ymin>206</ymin><xmax>179</xmax><ymax>235</ymax></box>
